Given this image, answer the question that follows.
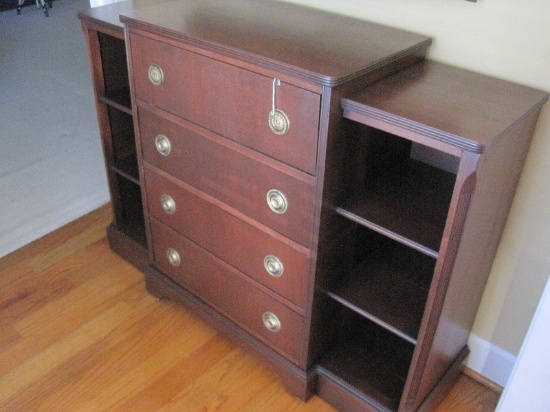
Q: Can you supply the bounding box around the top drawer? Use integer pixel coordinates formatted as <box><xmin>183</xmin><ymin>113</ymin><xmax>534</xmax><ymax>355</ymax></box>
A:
<box><xmin>129</xmin><ymin>32</ymin><xmax>321</xmax><ymax>175</ymax></box>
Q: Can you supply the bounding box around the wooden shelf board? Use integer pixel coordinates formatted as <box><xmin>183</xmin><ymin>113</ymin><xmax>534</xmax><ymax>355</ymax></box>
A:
<box><xmin>112</xmin><ymin>153</ymin><xmax>140</xmax><ymax>185</ymax></box>
<box><xmin>317</xmin><ymin>325</ymin><xmax>415</xmax><ymax>412</ymax></box>
<box><xmin>326</xmin><ymin>242</ymin><xmax>434</xmax><ymax>344</ymax></box>
<box><xmin>99</xmin><ymin>88</ymin><xmax>132</xmax><ymax>115</ymax></box>
<box><xmin>336</xmin><ymin>158</ymin><xmax>455</xmax><ymax>258</ymax></box>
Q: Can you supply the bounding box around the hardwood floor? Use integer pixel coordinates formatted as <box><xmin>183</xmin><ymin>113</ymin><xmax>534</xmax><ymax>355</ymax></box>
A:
<box><xmin>0</xmin><ymin>204</ymin><xmax>501</xmax><ymax>411</ymax></box>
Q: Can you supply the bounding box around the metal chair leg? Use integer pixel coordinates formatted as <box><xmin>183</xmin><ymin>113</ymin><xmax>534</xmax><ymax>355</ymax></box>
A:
<box><xmin>16</xmin><ymin>0</ymin><xmax>51</xmax><ymax>16</ymax></box>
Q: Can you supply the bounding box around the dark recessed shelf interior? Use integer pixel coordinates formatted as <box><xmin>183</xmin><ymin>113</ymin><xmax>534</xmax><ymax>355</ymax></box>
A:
<box><xmin>326</xmin><ymin>239</ymin><xmax>435</xmax><ymax>344</ymax></box>
<box><xmin>318</xmin><ymin>312</ymin><xmax>415</xmax><ymax>412</ymax></box>
<box><xmin>336</xmin><ymin>158</ymin><xmax>456</xmax><ymax>258</ymax></box>
<box><xmin>99</xmin><ymin>88</ymin><xmax>132</xmax><ymax>114</ymax></box>
<box><xmin>115</xmin><ymin>175</ymin><xmax>146</xmax><ymax>247</ymax></box>
<box><xmin>98</xmin><ymin>31</ymin><xmax>130</xmax><ymax>105</ymax></box>
<box><xmin>118</xmin><ymin>218</ymin><xmax>146</xmax><ymax>247</ymax></box>
<box><xmin>98</xmin><ymin>32</ymin><xmax>131</xmax><ymax>114</ymax></box>
<box><xmin>112</xmin><ymin>153</ymin><xmax>139</xmax><ymax>184</ymax></box>
<box><xmin>108</xmin><ymin>108</ymin><xmax>138</xmax><ymax>184</ymax></box>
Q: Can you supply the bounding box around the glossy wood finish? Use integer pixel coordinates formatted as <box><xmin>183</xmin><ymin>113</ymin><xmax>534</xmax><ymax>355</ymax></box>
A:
<box><xmin>0</xmin><ymin>204</ymin><xmax>499</xmax><ymax>412</ymax></box>
<box><xmin>341</xmin><ymin>61</ymin><xmax>548</xmax><ymax>153</ymax></box>
<box><xmin>79</xmin><ymin>17</ymin><xmax>148</xmax><ymax>269</ymax></box>
<box><xmin>333</xmin><ymin>61</ymin><xmax>548</xmax><ymax>411</ymax></box>
<box><xmin>149</xmin><ymin>219</ymin><xmax>306</xmax><ymax>365</ymax></box>
<box><xmin>122</xmin><ymin>1</ymin><xmax>433</xmax><ymax>404</ymax></box>
<box><xmin>79</xmin><ymin>1</ymin><xmax>548</xmax><ymax>411</ymax></box>
<box><xmin>78</xmin><ymin>0</ymin><xmax>173</xmax><ymax>33</ymax></box>
<box><xmin>131</xmin><ymin>32</ymin><xmax>322</xmax><ymax>174</ymax></box>
<box><xmin>144</xmin><ymin>167</ymin><xmax>310</xmax><ymax>310</ymax></box>
<box><xmin>139</xmin><ymin>107</ymin><xmax>317</xmax><ymax>247</ymax></box>
<box><xmin>119</xmin><ymin>0</ymin><xmax>431</xmax><ymax>86</ymax></box>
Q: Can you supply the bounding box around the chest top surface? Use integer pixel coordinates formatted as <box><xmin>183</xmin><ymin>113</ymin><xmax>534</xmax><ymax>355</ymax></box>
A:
<box><xmin>119</xmin><ymin>0</ymin><xmax>431</xmax><ymax>86</ymax></box>
<box><xmin>342</xmin><ymin>61</ymin><xmax>549</xmax><ymax>153</ymax></box>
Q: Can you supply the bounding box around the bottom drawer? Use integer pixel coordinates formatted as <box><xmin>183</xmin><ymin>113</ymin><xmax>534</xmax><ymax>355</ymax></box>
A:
<box><xmin>150</xmin><ymin>219</ymin><xmax>305</xmax><ymax>365</ymax></box>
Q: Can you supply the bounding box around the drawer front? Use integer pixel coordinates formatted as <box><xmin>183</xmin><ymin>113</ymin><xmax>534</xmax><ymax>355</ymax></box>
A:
<box><xmin>140</xmin><ymin>109</ymin><xmax>315</xmax><ymax>247</ymax></box>
<box><xmin>145</xmin><ymin>168</ymin><xmax>310</xmax><ymax>308</ymax></box>
<box><xmin>151</xmin><ymin>219</ymin><xmax>305</xmax><ymax>365</ymax></box>
<box><xmin>129</xmin><ymin>32</ymin><xmax>321</xmax><ymax>174</ymax></box>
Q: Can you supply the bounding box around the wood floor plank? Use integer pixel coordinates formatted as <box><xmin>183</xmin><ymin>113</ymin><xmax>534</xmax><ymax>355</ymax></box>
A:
<box><xmin>112</xmin><ymin>334</ymin><xmax>236</xmax><ymax>411</ymax></box>
<box><xmin>1</xmin><ymin>239</ymin><xmax>113</xmax><ymax>325</ymax></box>
<box><xmin>239</xmin><ymin>380</ymin><xmax>299</xmax><ymax>412</ymax></box>
<box><xmin>33</xmin><ymin>304</ymin><xmax>211</xmax><ymax>411</ymax></box>
<box><xmin>74</xmin><ymin>310</ymin><xmax>218</xmax><ymax>411</ymax></box>
<box><xmin>0</xmin><ymin>322</ymin><xmax>22</xmax><ymax>353</ymax></box>
<box><xmin>157</xmin><ymin>348</ymin><xmax>269</xmax><ymax>412</ymax></box>
<box><xmin>0</xmin><ymin>204</ymin><xmax>112</xmax><ymax>288</ymax></box>
<box><xmin>0</xmin><ymin>259</ymin><xmax>140</xmax><ymax>375</ymax></box>
<box><xmin>0</xmin><ymin>205</ymin><xmax>500</xmax><ymax>412</ymax></box>
<box><xmin>0</xmin><ymin>301</ymin><xmax>134</xmax><ymax>407</ymax></box>
<box><xmin>435</xmin><ymin>374</ymin><xmax>501</xmax><ymax>412</ymax></box>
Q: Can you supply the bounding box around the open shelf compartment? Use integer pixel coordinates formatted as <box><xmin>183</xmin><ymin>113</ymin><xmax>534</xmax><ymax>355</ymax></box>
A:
<box><xmin>326</xmin><ymin>237</ymin><xmax>435</xmax><ymax>344</ymax></box>
<box><xmin>114</xmin><ymin>174</ymin><xmax>146</xmax><ymax>247</ymax></box>
<box><xmin>98</xmin><ymin>32</ymin><xmax>131</xmax><ymax>111</ymax></box>
<box><xmin>336</xmin><ymin>126</ymin><xmax>457</xmax><ymax>258</ymax></box>
<box><xmin>317</xmin><ymin>309</ymin><xmax>415</xmax><ymax>412</ymax></box>
<box><xmin>336</xmin><ymin>158</ymin><xmax>455</xmax><ymax>258</ymax></box>
<box><xmin>106</xmin><ymin>106</ymin><xmax>139</xmax><ymax>183</ymax></box>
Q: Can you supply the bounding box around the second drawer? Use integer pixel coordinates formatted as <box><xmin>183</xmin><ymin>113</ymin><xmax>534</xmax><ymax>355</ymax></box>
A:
<box><xmin>144</xmin><ymin>167</ymin><xmax>311</xmax><ymax>309</ymax></box>
<box><xmin>150</xmin><ymin>219</ymin><xmax>306</xmax><ymax>365</ymax></box>
<box><xmin>140</xmin><ymin>107</ymin><xmax>316</xmax><ymax>248</ymax></box>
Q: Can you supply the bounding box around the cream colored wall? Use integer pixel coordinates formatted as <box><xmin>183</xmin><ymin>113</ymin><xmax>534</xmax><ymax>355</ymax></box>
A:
<box><xmin>281</xmin><ymin>0</ymin><xmax>550</xmax><ymax>355</ymax></box>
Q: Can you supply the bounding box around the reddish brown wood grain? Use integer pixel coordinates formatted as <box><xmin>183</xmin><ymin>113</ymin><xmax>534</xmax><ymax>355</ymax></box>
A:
<box><xmin>79</xmin><ymin>1</ymin><xmax>548</xmax><ymax>410</ymax></box>
<box><xmin>144</xmin><ymin>167</ymin><xmax>311</xmax><ymax>310</ymax></box>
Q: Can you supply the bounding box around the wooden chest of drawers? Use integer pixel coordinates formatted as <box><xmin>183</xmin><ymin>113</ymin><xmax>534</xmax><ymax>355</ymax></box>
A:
<box><xmin>120</xmin><ymin>0</ymin><xmax>436</xmax><ymax>400</ymax></box>
<box><xmin>80</xmin><ymin>0</ymin><xmax>548</xmax><ymax>410</ymax></box>
<box><xmin>128</xmin><ymin>24</ymin><xmax>335</xmax><ymax>376</ymax></box>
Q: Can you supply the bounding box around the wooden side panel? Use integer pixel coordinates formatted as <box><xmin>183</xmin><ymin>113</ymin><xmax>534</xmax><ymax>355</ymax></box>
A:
<box><xmin>407</xmin><ymin>110</ymin><xmax>545</xmax><ymax>410</ymax></box>
<box><xmin>80</xmin><ymin>25</ymin><xmax>118</xmax><ymax>222</ymax></box>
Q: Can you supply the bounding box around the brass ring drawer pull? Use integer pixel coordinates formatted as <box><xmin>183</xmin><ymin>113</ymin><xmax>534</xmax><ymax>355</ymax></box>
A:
<box><xmin>262</xmin><ymin>312</ymin><xmax>281</xmax><ymax>333</ymax></box>
<box><xmin>266</xmin><ymin>189</ymin><xmax>288</xmax><ymax>214</ymax></box>
<box><xmin>155</xmin><ymin>134</ymin><xmax>171</xmax><ymax>156</ymax></box>
<box><xmin>268</xmin><ymin>109</ymin><xmax>290</xmax><ymax>135</ymax></box>
<box><xmin>148</xmin><ymin>64</ymin><xmax>164</xmax><ymax>86</ymax></box>
<box><xmin>166</xmin><ymin>248</ymin><xmax>181</xmax><ymax>267</ymax></box>
<box><xmin>268</xmin><ymin>78</ymin><xmax>289</xmax><ymax>135</ymax></box>
<box><xmin>264</xmin><ymin>255</ymin><xmax>284</xmax><ymax>278</ymax></box>
<box><xmin>160</xmin><ymin>194</ymin><xmax>176</xmax><ymax>215</ymax></box>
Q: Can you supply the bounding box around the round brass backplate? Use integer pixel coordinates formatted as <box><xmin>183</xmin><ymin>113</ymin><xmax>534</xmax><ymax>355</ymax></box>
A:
<box><xmin>268</xmin><ymin>109</ymin><xmax>290</xmax><ymax>135</ymax></box>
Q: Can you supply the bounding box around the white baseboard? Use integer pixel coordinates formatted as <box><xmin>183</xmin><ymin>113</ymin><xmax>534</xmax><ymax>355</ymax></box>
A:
<box><xmin>466</xmin><ymin>333</ymin><xmax>516</xmax><ymax>388</ymax></box>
